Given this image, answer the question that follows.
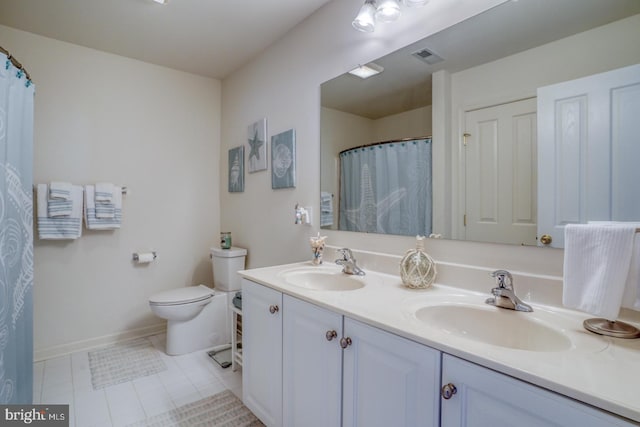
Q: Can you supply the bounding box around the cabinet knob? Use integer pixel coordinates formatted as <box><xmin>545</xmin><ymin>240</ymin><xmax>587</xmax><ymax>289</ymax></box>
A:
<box><xmin>326</xmin><ymin>330</ymin><xmax>338</xmax><ymax>341</ymax></box>
<box><xmin>441</xmin><ymin>383</ymin><xmax>457</xmax><ymax>400</ymax></box>
<box><xmin>339</xmin><ymin>337</ymin><xmax>352</xmax><ymax>349</ymax></box>
<box><xmin>269</xmin><ymin>305</ymin><xmax>279</xmax><ymax>314</ymax></box>
<box><xmin>540</xmin><ymin>234</ymin><xmax>552</xmax><ymax>245</ymax></box>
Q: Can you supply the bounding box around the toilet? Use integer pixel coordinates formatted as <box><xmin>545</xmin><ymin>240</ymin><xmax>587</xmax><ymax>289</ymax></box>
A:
<box><xmin>149</xmin><ymin>246</ymin><xmax>247</xmax><ymax>355</ymax></box>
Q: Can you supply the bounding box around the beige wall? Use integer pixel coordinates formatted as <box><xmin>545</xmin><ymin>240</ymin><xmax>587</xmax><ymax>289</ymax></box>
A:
<box><xmin>221</xmin><ymin>0</ymin><xmax>509</xmax><ymax>270</ymax></box>
<box><xmin>0</xmin><ymin>25</ymin><xmax>222</xmax><ymax>359</ymax></box>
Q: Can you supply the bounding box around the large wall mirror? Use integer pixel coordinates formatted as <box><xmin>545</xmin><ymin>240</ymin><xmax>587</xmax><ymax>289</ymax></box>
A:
<box><xmin>320</xmin><ymin>0</ymin><xmax>640</xmax><ymax>247</ymax></box>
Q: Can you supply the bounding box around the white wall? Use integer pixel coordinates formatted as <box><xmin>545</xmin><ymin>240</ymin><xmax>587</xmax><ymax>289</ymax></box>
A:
<box><xmin>373</xmin><ymin>105</ymin><xmax>432</xmax><ymax>142</ymax></box>
<box><xmin>0</xmin><ymin>25</ymin><xmax>222</xmax><ymax>359</ymax></box>
<box><xmin>221</xmin><ymin>0</ymin><xmax>509</xmax><ymax>270</ymax></box>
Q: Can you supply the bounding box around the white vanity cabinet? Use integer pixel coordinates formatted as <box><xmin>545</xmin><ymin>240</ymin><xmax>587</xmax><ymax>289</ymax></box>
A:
<box><xmin>342</xmin><ymin>317</ymin><xmax>441</xmax><ymax>427</ymax></box>
<box><xmin>242</xmin><ymin>279</ymin><xmax>283</xmax><ymax>427</ymax></box>
<box><xmin>243</xmin><ymin>279</ymin><xmax>441</xmax><ymax>427</ymax></box>
<box><xmin>440</xmin><ymin>355</ymin><xmax>635</xmax><ymax>427</ymax></box>
<box><xmin>282</xmin><ymin>295</ymin><xmax>343</xmax><ymax>427</ymax></box>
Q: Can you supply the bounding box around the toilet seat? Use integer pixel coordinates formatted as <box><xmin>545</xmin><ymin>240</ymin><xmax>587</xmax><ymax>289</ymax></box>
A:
<box><xmin>149</xmin><ymin>285</ymin><xmax>214</xmax><ymax>306</ymax></box>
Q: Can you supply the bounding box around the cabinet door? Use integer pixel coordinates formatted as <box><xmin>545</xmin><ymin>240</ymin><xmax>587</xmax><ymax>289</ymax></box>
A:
<box><xmin>342</xmin><ymin>318</ymin><xmax>441</xmax><ymax>427</ymax></box>
<box><xmin>241</xmin><ymin>279</ymin><xmax>283</xmax><ymax>427</ymax></box>
<box><xmin>441</xmin><ymin>354</ymin><xmax>635</xmax><ymax>427</ymax></box>
<box><xmin>282</xmin><ymin>295</ymin><xmax>343</xmax><ymax>427</ymax></box>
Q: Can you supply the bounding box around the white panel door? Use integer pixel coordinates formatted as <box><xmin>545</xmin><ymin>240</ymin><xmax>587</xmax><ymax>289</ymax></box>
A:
<box><xmin>464</xmin><ymin>98</ymin><xmax>537</xmax><ymax>245</ymax></box>
<box><xmin>282</xmin><ymin>295</ymin><xmax>343</xmax><ymax>427</ymax></box>
<box><xmin>241</xmin><ymin>279</ymin><xmax>283</xmax><ymax>427</ymax></box>
<box><xmin>342</xmin><ymin>317</ymin><xmax>441</xmax><ymax>427</ymax></box>
<box><xmin>441</xmin><ymin>354</ymin><xmax>635</xmax><ymax>427</ymax></box>
<box><xmin>537</xmin><ymin>64</ymin><xmax>640</xmax><ymax>247</ymax></box>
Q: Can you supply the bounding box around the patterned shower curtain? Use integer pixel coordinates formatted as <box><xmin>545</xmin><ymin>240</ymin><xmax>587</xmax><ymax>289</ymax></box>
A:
<box><xmin>339</xmin><ymin>138</ymin><xmax>432</xmax><ymax>236</ymax></box>
<box><xmin>0</xmin><ymin>52</ymin><xmax>35</xmax><ymax>404</ymax></box>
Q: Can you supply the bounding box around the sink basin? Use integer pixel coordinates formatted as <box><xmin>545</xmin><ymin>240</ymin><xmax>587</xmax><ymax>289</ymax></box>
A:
<box><xmin>279</xmin><ymin>267</ymin><xmax>366</xmax><ymax>291</ymax></box>
<box><xmin>415</xmin><ymin>304</ymin><xmax>572</xmax><ymax>352</ymax></box>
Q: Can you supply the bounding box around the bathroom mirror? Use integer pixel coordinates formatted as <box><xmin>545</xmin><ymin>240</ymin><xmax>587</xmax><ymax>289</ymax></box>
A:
<box><xmin>320</xmin><ymin>0</ymin><xmax>640</xmax><ymax>245</ymax></box>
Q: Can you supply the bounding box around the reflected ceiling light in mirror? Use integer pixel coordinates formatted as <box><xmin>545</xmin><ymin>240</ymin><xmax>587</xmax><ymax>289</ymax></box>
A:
<box><xmin>348</xmin><ymin>63</ymin><xmax>384</xmax><ymax>79</ymax></box>
<box><xmin>152</xmin><ymin>0</ymin><xmax>169</xmax><ymax>4</ymax></box>
<box><xmin>352</xmin><ymin>0</ymin><xmax>377</xmax><ymax>32</ymax></box>
<box><xmin>376</xmin><ymin>0</ymin><xmax>402</xmax><ymax>22</ymax></box>
<box><xmin>353</xmin><ymin>0</ymin><xmax>429</xmax><ymax>32</ymax></box>
<box><xmin>402</xmin><ymin>0</ymin><xmax>429</xmax><ymax>6</ymax></box>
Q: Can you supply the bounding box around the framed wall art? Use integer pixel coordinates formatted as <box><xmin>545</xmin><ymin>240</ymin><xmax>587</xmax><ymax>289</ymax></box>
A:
<box><xmin>228</xmin><ymin>145</ymin><xmax>245</xmax><ymax>193</ymax></box>
<box><xmin>247</xmin><ymin>118</ymin><xmax>267</xmax><ymax>173</ymax></box>
<box><xmin>271</xmin><ymin>129</ymin><xmax>296</xmax><ymax>189</ymax></box>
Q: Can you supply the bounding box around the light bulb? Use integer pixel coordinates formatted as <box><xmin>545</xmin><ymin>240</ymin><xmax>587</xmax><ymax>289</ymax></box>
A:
<box><xmin>352</xmin><ymin>0</ymin><xmax>377</xmax><ymax>32</ymax></box>
<box><xmin>375</xmin><ymin>0</ymin><xmax>401</xmax><ymax>23</ymax></box>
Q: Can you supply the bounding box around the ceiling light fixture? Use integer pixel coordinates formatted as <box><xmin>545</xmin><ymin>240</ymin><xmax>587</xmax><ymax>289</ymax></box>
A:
<box><xmin>352</xmin><ymin>0</ymin><xmax>429</xmax><ymax>33</ymax></box>
<box><xmin>348</xmin><ymin>63</ymin><xmax>384</xmax><ymax>79</ymax></box>
<box><xmin>375</xmin><ymin>0</ymin><xmax>402</xmax><ymax>23</ymax></box>
<box><xmin>152</xmin><ymin>0</ymin><xmax>169</xmax><ymax>4</ymax></box>
<box><xmin>352</xmin><ymin>0</ymin><xmax>377</xmax><ymax>33</ymax></box>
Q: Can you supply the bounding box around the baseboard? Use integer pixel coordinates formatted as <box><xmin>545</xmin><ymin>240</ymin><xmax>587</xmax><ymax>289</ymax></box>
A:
<box><xmin>34</xmin><ymin>323</ymin><xmax>167</xmax><ymax>362</ymax></box>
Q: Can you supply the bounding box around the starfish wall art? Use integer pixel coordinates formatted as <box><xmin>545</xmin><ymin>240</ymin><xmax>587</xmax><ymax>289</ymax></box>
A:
<box><xmin>247</xmin><ymin>118</ymin><xmax>267</xmax><ymax>173</ymax></box>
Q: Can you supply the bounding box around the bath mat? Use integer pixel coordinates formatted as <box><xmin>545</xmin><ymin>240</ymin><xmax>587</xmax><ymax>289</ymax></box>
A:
<box><xmin>208</xmin><ymin>347</ymin><xmax>232</xmax><ymax>369</ymax></box>
<box><xmin>88</xmin><ymin>338</ymin><xmax>167</xmax><ymax>390</ymax></box>
<box><xmin>128</xmin><ymin>390</ymin><xmax>264</xmax><ymax>426</ymax></box>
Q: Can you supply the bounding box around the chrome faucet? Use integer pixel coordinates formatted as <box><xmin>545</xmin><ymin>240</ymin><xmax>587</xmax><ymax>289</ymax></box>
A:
<box><xmin>485</xmin><ymin>270</ymin><xmax>533</xmax><ymax>312</ymax></box>
<box><xmin>335</xmin><ymin>248</ymin><xmax>365</xmax><ymax>276</ymax></box>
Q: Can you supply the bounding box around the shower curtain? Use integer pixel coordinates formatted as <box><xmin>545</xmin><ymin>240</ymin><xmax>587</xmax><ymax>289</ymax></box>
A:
<box><xmin>339</xmin><ymin>138</ymin><xmax>432</xmax><ymax>236</ymax></box>
<box><xmin>0</xmin><ymin>52</ymin><xmax>35</xmax><ymax>404</ymax></box>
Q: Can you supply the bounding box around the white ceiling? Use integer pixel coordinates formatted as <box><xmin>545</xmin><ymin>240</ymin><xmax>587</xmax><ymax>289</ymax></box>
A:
<box><xmin>0</xmin><ymin>0</ymin><xmax>333</xmax><ymax>79</ymax></box>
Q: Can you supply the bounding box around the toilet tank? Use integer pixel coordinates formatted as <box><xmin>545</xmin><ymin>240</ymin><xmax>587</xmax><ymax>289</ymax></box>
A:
<box><xmin>211</xmin><ymin>246</ymin><xmax>247</xmax><ymax>292</ymax></box>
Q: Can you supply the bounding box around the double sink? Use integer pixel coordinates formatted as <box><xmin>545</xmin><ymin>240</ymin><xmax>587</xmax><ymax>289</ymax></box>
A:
<box><xmin>277</xmin><ymin>265</ymin><xmax>588</xmax><ymax>353</ymax></box>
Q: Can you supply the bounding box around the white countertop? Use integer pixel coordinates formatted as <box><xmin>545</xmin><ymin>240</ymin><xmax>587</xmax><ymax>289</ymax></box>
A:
<box><xmin>239</xmin><ymin>261</ymin><xmax>640</xmax><ymax>424</ymax></box>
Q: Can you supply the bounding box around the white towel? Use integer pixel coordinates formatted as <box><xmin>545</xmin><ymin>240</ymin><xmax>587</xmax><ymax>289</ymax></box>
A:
<box><xmin>95</xmin><ymin>202</ymin><xmax>115</xmax><ymax>219</ymax></box>
<box><xmin>47</xmin><ymin>198</ymin><xmax>72</xmax><ymax>217</ymax></box>
<box><xmin>562</xmin><ymin>223</ymin><xmax>637</xmax><ymax>319</ymax></box>
<box><xmin>95</xmin><ymin>182</ymin><xmax>114</xmax><ymax>203</ymax></box>
<box><xmin>85</xmin><ymin>185</ymin><xmax>122</xmax><ymax>230</ymax></box>
<box><xmin>320</xmin><ymin>191</ymin><xmax>333</xmax><ymax>227</ymax></box>
<box><xmin>49</xmin><ymin>181</ymin><xmax>72</xmax><ymax>200</ymax></box>
<box><xmin>37</xmin><ymin>184</ymin><xmax>83</xmax><ymax>239</ymax></box>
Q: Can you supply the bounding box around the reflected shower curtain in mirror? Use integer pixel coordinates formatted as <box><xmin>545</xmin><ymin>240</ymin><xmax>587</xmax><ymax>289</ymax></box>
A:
<box><xmin>339</xmin><ymin>138</ymin><xmax>432</xmax><ymax>236</ymax></box>
<box><xmin>0</xmin><ymin>52</ymin><xmax>34</xmax><ymax>404</ymax></box>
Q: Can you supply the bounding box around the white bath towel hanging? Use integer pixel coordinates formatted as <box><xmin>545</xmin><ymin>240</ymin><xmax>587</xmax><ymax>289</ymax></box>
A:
<box><xmin>562</xmin><ymin>223</ymin><xmax>637</xmax><ymax>319</ymax></box>
<box><xmin>85</xmin><ymin>185</ymin><xmax>122</xmax><ymax>230</ymax></box>
<box><xmin>49</xmin><ymin>181</ymin><xmax>72</xmax><ymax>200</ymax></box>
<box><xmin>95</xmin><ymin>182</ymin><xmax>114</xmax><ymax>203</ymax></box>
<box><xmin>37</xmin><ymin>184</ymin><xmax>83</xmax><ymax>239</ymax></box>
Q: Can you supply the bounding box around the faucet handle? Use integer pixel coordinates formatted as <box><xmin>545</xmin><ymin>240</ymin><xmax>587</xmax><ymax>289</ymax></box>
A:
<box><xmin>337</xmin><ymin>248</ymin><xmax>354</xmax><ymax>260</ymax></box>
<box><xmin>491</xmin><ymin>270</ymin><xmax>513</xmax><ymax>289</ymax></box>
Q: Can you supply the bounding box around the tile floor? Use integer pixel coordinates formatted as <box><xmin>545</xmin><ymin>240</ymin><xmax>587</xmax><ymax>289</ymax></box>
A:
<box><xmin>32</xmin><ymin>334</ymin><xmax>243</xmax><ymax>427</ymax></box>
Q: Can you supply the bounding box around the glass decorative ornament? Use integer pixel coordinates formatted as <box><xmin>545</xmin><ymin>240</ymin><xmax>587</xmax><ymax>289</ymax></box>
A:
<box><xmin>400</xmin><ymin>235</ymin><xmax>437</xmax><ymax>289</ymax></box>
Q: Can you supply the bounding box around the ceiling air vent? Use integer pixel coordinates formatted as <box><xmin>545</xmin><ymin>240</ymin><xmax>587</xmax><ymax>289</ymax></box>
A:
<box><xmin>412</xmin><ymin>47</ymin><xmax>443</xmax><ymax>65</ymax></box>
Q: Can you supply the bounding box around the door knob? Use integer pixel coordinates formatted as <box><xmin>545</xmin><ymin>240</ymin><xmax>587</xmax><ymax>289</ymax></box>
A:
<box><xmin>269</xmin><ymin>305</ymin><xmax>279</xmax><ymax>314</ymax></box>
<box><xmin>540</xmin><ymin>234</ymin><xmax>552</xmax><ymax>245</ymax></box>
<box><xmin>441</xmin><ymin>383</ymin><xmax>457</xmax><ymax>400</ymax></box>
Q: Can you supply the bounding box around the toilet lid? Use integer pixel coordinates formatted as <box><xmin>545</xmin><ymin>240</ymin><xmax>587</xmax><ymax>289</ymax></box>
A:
<box><xmin>149</xmin><ymin>285</ymin><xmax>214</xmax><ymax>306</ymax></box>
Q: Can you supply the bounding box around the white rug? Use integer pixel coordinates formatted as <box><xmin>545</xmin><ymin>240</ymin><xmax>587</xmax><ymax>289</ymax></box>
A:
<box><xmin>88</xmin><ymin>338</ymin><xmax>167</xmax><ymax>390</ymax></box>
<box><xmin>128</xmin><ymin>390</ymin><xmax>264</xmax><ymax>427</ymax></box>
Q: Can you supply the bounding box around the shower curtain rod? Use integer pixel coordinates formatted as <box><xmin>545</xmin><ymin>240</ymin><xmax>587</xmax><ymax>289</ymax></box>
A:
<box><xmin>339</xmin><ymin>135</ymin><xmax>432</xmax><ymax>155</ymax></box>
<box><xmin>0</xmin><ymin>45</ymin><xmax>32</xmax><ymax>82</ymax></box>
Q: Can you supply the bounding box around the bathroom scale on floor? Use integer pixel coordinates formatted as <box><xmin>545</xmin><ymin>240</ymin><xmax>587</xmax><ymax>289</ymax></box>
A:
<box><xmin>207</xmin><ymin>346</ymin><xmax>232</xmax><ymax>369</ymax></box>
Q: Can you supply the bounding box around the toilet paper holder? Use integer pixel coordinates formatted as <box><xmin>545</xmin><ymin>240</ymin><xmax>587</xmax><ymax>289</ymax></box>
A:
<box><xmin>132</xmin><ymin>251</ymin><xmax>157</xmax><ymax>262</ymax></box>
